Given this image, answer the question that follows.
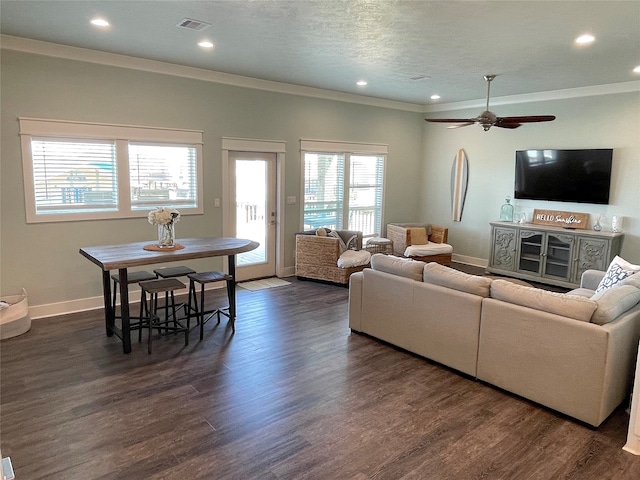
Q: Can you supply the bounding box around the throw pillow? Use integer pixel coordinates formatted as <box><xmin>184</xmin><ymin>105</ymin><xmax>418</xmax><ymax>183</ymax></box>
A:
<box><xmin>315</xmin><ymin>228</ymin><xmax>327</xmax><ymax>237</ymax></box>
<box><xmin>407</xmin><ymin>227</ymin><xmax>428</xmax><ymax>245</ymax></box>
<box><xmin>595</xmin><ymin>256</ymin><xmax>640</xmax><ymax>293</ymax></box>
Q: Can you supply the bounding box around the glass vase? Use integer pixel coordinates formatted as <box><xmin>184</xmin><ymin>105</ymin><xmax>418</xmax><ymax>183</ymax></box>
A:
<box><xmin>499</xmin><ymin>196</ymin><xmax>514</xmax><ymax>222</ymax></box>
<box><xmin>158</xmin><ymin>223</ymin><xmax>175</xmax><ymax>248</ymax></box>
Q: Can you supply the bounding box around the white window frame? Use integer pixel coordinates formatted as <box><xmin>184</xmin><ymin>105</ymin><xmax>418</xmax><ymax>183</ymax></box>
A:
<box><xmin>300</xmin><ymin>139</ymin><xmax>387</xmax><ymax>237</ymax></box>
<box><xmin>19</xmin><ymin>118</ymin><xmax>204</xmax><ymax>223</ymax></box>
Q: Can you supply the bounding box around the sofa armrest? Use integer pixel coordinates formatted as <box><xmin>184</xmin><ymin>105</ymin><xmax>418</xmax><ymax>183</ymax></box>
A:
<box><xmin>581</xmin><ymin>269</ymin><xmax>605</xmax><ymax>290</ymax></box>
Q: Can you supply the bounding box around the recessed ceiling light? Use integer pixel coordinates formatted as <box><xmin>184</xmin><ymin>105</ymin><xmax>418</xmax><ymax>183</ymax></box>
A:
<box><xmin>575</xmin><ymin>33</ymin><xmax>595</xmax><ymax>44</ymax></box>
<box><xmin>633</xmin><ymin>65</ymin><xmax>640</xmax><ymax>74</ymax></box>
<box><xmin>430</xmin><ymin>94</ymin><xmax>441</xmax><ymax>100</ymax></box>
<box><xmin>90</xmin><ymin>18</ymin><xmax>110</xmax><ymax>28</ymax></box>
<box><xmin>198</xmin><ymin>41</ymin><xmax>214</xmax><ymax>49</ymax></box>
<box><xmin>356</xmin><ymin>80</ymin><xmax>368</xmax><ymax>87</ymax></box>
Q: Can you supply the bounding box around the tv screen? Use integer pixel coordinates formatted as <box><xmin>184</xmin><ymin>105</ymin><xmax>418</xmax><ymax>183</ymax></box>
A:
<box><xmin>514</xmin><ymin>149</ymin><xmax>613</xmax><ymax>204</ymax></box>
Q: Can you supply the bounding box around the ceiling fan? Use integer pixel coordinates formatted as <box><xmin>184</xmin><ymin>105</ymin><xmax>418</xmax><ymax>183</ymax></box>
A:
<box><xmin>425</xmin><ymin>75</ymin><xmax>555</xmax><ymax>131</ymax></box>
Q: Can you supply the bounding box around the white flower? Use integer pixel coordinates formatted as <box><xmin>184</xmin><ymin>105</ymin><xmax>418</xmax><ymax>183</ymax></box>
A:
<box><xmin>148</xmin><ymin>207</ymin><xmax>181</xmax><ymax>226</ymax></box>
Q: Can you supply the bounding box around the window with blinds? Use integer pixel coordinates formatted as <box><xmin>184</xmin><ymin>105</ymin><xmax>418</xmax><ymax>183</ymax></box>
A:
<box><xmin>302</xmin><ymin>153</ymin><xmax>345</xmax><ymax>231</ymax></box>
<box><xmin>31</xmin><ymin>138</ymin><xmax>118</xmax><ymax>214</ymax></box>
<box><xmin>20</xmin><ymin>118</ymin><xmax>203</xmax><ymax>223</ymax></box>
<box><xmin>129</xmin><ymin>143</ymin><xmax>198</xmax><ymax>210</ymax></box>
<box><xmin>301</xmin><ymin>140</ymin><xmax>387</xmax><ymax>237</ymax></box>
<box><xmin>348</xmin><ymin>155</ymin><xmax>385</xmax><ymax>236</ymax></box>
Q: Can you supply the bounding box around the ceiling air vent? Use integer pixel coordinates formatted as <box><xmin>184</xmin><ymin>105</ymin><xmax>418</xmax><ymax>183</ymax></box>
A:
<box><xmin>176</xmin><ymin>18</ymin><xmax>211</xmax><ymax>31</ymax></box>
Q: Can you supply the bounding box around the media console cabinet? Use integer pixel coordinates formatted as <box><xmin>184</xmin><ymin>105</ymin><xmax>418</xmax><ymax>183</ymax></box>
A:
<box><xmin>488</xmin><ymin>221</ymin><xmax>624</xmax><ymax>289</ymax></box>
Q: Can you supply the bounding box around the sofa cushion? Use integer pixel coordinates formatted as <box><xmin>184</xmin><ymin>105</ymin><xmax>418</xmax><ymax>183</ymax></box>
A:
<box><xmin>590</xmin><ymin>285</ymin><xmax>640</xmax><ymax>325</ymax></box>
<box><xmin>370</xmin><ymin>254</ymin><xmax>425</xmax><ymax>281</ymax></box>
<box><xmin>337</xmin><ymin>250</ymin><xmax>371</xmax><ymax>268</ymax></box>
<box><xmin>566</xmin><ymin>287</ymin><xmax>594</xmax><ymax>299</ymax></box>
<box><xmin>423</xmin><ymin>262</ymin><xmax>492</xmax><ymax>297</ymax></box>
<box><xmin>405</xmin><ymin>243</ymin><xmax>454</xmax><ymax>257</ymax></box>
<box><xmin>596</xmin><ymin>256</ymin><xmax>640</xmax><ymax>292</ymax></box>
<box><xmin>491</xmin><ymin>279</ymin><xmax>597</xmax><ymax>322</ymax></box>
<box><xmin>619</xmin><ymin>271</ymin><xmax>640</xmax><ymax>290</ymax></box>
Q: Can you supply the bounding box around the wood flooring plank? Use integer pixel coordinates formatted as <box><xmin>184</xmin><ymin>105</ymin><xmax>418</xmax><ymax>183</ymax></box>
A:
<box><xmin>2</xmin><ymin>271</ymin><xmax>640</xmax><ymax>479</ymax></box>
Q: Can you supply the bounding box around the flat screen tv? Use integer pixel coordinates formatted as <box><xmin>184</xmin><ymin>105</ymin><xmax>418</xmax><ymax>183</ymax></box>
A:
<box><xmin>514</xmin><ymin>149</ymin><xmax>613</xmax><ymax>204</ymax></box>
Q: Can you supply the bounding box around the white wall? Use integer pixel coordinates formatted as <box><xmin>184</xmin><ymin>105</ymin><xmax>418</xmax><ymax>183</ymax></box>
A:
<box><xmin>421</xmin><ymin>92</ymin><xmax>640</xmax><ymax>264</ymax></box>
<box><xmin>0</xmin><ymin>50</ymin><xmax>423</xmax><ymax>311</ymax></box>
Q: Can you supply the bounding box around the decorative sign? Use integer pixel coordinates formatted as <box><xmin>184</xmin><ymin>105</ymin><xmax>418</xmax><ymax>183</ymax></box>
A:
<box><xmin>532</xmin><ymin>209</ymin><xmax>590</xmax><ymax>230</ymax></box>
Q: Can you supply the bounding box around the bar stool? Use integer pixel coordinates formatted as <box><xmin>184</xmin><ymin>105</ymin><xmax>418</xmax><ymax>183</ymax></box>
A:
<box><xmin>153</xmin><ymin>266</ymin><xmax>195</xmax><ymax>324</ymax></box>
<box><xmin>139</xmin><ymin>278</ymin><xmax>189</xmax><ymax>354</ymax></box>
<box><xmin>153</xmin><ymin>266</ymin><xmax>196</xmax><ymax>279</ymax></box>
<box><xmin>111</xmin><ymin>270</ymin><xmax>157</xmax><ymax>331</ymax></box>
<box><xmin>186</xmin><ymin>271</ymin><xmax>234</xmax><ymax>339</ymax></box>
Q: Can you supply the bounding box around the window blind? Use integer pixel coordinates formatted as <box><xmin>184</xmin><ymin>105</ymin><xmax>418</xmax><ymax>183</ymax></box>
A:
<box><xmin>129</xmin><ymin>143</ymin><xmax>198</xmax><ymax>210</ymax></box>
<box><xmin>348</xmin><ymin>155</ymin><xmax>384</xmax><ymax>236</ymax></box>
<box><xmin>303</xmin><ymin>153</ymin><xmax>345</xmax><ymax>231</ymax></box>
<box><xmin>30</xmin><ymin>138</ymin><xmax>118</xmax><ymax>214</ymax></box>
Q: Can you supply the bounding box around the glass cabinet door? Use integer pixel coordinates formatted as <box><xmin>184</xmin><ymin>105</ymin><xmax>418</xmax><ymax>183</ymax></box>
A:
<box><xmin>517</xmin><ymin>231</ymin><xmax>543</xmax><ymax>275</ymax></box>
<box><xmin>542</xmin><ymin>234</ymin><xmax>573</xmax><ymax>280</ymax></box>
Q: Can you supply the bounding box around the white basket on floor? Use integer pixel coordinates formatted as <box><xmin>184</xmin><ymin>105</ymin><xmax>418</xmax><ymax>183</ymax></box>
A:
<box><xmin>1</xmin><ymin>288</ymin><xmax>31</xmax><ymax>340</ymax></box>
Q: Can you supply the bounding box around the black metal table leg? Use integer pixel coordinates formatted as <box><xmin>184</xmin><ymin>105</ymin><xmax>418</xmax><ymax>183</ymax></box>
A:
<box><xmin>118</xmin><ymin>268</ymin><xmax>132</xmax><ymax>354</ymax></box>
<box><xmin>102</xmin><ymin>270</ymin><xmax>114</xmax><ymax>337</ymax></box>
<box><xmin>227</xmin><ymin>255</ymin><xmax>237</xmax><ymax>332</ymax></box>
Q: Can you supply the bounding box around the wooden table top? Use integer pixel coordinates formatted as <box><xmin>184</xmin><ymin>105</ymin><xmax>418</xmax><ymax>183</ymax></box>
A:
<box><xmin>79</xmin><ymin>237</ymin><xmax>259</xmax><ymax>271</ymax></box>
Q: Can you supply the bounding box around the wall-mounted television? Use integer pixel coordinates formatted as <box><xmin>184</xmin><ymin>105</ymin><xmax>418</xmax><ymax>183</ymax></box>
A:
<box><xmin>514</xmin><ymin>149</ymin><xmax>613</xmax><ymax>205</ymax></box>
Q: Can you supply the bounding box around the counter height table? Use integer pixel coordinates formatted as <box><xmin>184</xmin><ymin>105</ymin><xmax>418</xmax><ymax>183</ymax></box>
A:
<box><xmin>79</xmin><ymin>237</ymin><xmax>259</xmax><ymax>353</ymax></box>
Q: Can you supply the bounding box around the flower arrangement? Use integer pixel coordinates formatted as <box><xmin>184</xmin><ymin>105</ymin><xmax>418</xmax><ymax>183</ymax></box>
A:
<box><xmin>148</xmin><ymin>207</ymin><xmax>180</xmax><ymax>248</ymax></box>
<box><xmin>148</xmin><ymin>207</ymin><xmax>181</xmax><ymax>226</ymax></box>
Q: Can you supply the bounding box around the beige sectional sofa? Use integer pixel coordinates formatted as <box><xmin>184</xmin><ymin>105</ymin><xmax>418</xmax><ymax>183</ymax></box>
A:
<box><xmin>348</xmin><ymin>255</ymin><xmax>640</xmax><ymax>427</ymax></box>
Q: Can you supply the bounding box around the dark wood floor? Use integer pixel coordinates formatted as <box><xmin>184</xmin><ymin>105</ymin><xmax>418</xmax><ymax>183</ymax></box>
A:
<box><xmin>2</xmin><ymin>269</ymin><xmax>640</xmax><ymax>479</ymax></box>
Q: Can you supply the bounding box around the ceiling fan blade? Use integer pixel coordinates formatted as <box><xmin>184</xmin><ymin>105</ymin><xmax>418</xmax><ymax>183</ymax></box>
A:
<box><xmin>498</xmin><ymin>115</ymin><xmax>556</xmax><ymax>123</ymax></box>
<box><xmin>447</xmin><ymin>122</ymin><xmax>475</xmax><ymax>129</ymax></box>
<box><xmin>494</xmin><ymin>123</ymin><xmax>521</xmax><ymax>129</ymax></box>
<box><xmin>425</xmin><ymin>118</ymin><xmax>477</xmax><ymax>123</ymax></box>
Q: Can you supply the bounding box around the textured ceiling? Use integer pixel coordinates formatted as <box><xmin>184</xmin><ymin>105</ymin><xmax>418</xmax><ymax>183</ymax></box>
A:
<box><xmin>1</xmin><ymin>0</ymin><xmax>639</xmax><ymax>105</ymax></box>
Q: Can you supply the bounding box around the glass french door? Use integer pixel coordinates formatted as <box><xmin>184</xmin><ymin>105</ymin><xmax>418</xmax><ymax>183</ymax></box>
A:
<box><xmin>229</xmin><ymin>152</ymin><xmax>277</xmax><ymax>281</ymax></box>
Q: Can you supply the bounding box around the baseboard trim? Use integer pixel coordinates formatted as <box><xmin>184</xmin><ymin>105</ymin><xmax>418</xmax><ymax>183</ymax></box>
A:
<box><xmin>29</xmin><ymin>283</ymin><xmax>226</xmax><ymax>320</ymax></box>
<box><xmin>452</xmin><ymin>254</ymin><xmax>488</xmax><ymax>268</ymax></box>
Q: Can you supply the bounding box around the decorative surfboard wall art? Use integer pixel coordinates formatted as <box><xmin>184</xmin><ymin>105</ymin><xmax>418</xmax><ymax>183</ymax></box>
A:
<box><xmin>451</xmin><ymin>149</ymin><xmax>469</xmax><ymax>221</ymax></box>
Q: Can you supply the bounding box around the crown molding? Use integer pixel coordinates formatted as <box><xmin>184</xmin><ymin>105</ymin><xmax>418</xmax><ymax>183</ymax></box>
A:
<box><xmin>3</xmin><ymin>35</ymin><xmax>638</xmax><ymax>115</ymax></box>
<box><xmin>423</xmin><ymin>81</ymin><xmax>640</xmax><ymax>113</ymax></box>
<box><xmin>0</xmin><ymin>35</ymin><xmax>424</xmax><ymax>113</ymax></box>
